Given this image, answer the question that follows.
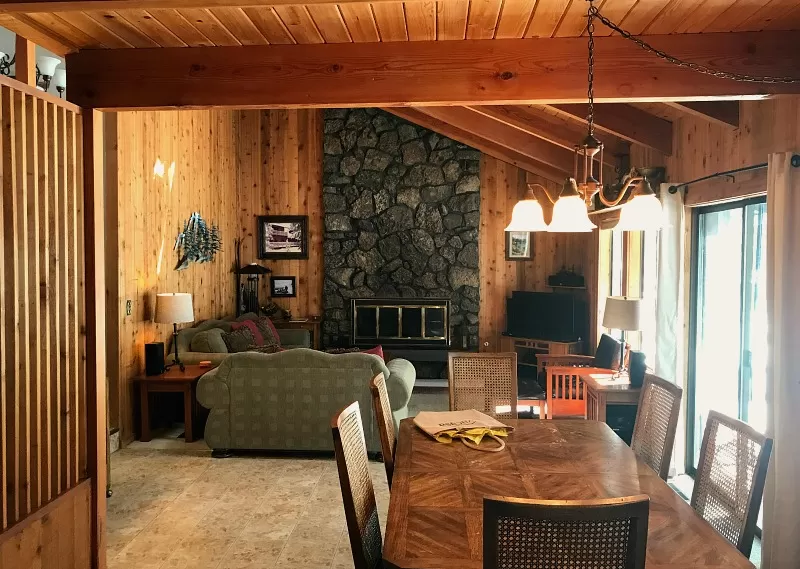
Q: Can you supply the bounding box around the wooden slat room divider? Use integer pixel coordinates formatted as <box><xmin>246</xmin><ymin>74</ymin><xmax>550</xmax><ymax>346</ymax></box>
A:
<box><xmin>0</xmin><ymin>76</ymin><xmax>93</xmax><ymax>567</ymax></box>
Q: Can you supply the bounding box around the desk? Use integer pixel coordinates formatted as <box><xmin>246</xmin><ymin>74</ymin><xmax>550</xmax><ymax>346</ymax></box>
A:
<box><xmin>582</xmin><ymin>371</ymin><xmax>641</xmax><ymax>422</ymax></box>
<box><xmin>384</xmin><ymin>419</ymin><xmax>753</xmax><ymax>569</ymax></box>
<box><xmin>272</xmin><ymin>316</ymin><xmax>322</xmax><ymax>350</ymax></box>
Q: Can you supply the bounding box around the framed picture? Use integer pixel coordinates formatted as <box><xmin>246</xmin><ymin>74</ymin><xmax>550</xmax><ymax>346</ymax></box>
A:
<box><xmin>270</xmin><ymin>276</ymin><xmax>297</xmax><ymax>298</ymax></box>
<box><xmin>257</xmin><ymin>215</ymin><xmax>308</xmax><ymax>260</ymax></box>
<box><xmin>506</xmin><ymin>231</ymin><xmax>533</xmax><ymax>260</ymax></box>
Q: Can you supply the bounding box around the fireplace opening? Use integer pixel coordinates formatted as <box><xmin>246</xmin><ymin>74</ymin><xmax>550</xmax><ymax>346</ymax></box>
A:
<box><xmin>352</xmin><ymin>298</ymin><xmax>450</xmax><ymax>348</ymax></box>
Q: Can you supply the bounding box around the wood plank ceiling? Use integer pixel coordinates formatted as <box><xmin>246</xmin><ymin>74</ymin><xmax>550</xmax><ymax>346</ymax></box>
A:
<box><xmin>1</xmin><ymin>0</ymin><xmax>799</xmax><ymax>53</ymax></box>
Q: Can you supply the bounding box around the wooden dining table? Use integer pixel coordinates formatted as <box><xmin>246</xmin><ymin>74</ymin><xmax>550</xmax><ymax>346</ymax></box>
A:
<box><xmin>383</xmin><ymin>419</ymin><xmax>754</xmax><ymax>569</ymax></box>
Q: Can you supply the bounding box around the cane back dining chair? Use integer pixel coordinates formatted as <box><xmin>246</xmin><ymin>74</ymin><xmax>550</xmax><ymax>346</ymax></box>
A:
<box><xmin>369</xmin><ymin>372</ymin><xmax>396</xmax><ymax>488</ymax></box>
<box><xmin>537</xmin><ymin>334</ymin><xmax>622</xmax><ymax>419</ymax></box>
<box><xmin>483</xmin><ymin>495</ymin><xmax>650</xmax><ymax>569</ymax></box>
<box><xmin>331</xmin><ymin>402</ymin><xmax>383</xmax><ymax>569</ymax></box>
<box><xmin>690</xmin><ymin>410</ymin><xmax>773</xmax><ymax>557</ymax></box>
<box><xmin>630</xmin><ymin>373</ymin><xmax>683</xmax><ymax>480</ymax></box>
<box><xmin>448</xmin><ymin>352</ymin><xmax>518</xmax><ymax>419</ymax></box>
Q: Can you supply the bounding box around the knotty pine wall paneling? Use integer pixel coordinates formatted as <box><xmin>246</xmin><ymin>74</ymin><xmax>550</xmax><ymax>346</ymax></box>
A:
<box><xmin>0</xmin><ymin>75</ymin><xmax>90</xmax><ymax>567</ymax></box>
<box><xmin>478</xmin><ymin>155</ymin><xmax>591</xmax><ymax>351</ymax></box>
<box><xmin>237</xmin><ymin>109</ymin><xmax>324</xmax><ymax>319</ymax></box>
<box><xmin>112</xmin><ymin>109</ymin><xmax>240</xmax><ymax>444</ymax></box>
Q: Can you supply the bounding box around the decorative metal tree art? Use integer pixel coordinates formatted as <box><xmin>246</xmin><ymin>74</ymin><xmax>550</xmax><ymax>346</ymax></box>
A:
<box><xmin>174</xmin><ymin>212</ymin><xmax>222</xmax><ymax>270</ymax></box>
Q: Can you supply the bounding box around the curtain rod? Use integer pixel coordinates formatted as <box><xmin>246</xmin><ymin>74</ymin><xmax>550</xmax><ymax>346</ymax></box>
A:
<box><xmin>668</xmin><ymin>154</ymin><xmax>800</xmax><ymax>195</ymax></box>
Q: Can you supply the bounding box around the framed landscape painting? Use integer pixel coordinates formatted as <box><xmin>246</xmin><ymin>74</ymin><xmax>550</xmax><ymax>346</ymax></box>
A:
<box><xmin>506</xmin><ymin>231</ymin><xmax>533</xmax><ymax>260</ymax></box>
<box><xmin>257</xmin><ymin>215</ymin><xmax>308</xmax><ymax>260</ymax></box>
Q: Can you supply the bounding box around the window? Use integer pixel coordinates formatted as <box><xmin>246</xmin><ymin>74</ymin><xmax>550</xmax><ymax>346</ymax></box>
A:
<box><xmin>602</xmin><ymin>229</ymin><xmax>659</xmax><ymax>365</ymax></box>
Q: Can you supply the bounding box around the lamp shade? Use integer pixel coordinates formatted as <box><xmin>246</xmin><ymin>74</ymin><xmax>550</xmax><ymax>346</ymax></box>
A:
<box><xmin>615</xmin><ymin>193</ymin><xmax>665</xmax><ymax>231</ymax></box>
<box><xmin>36</xmin><ymin>55</ymin><xmax>61</xmax><ymax>77</ymax></box>
<box><xmin>548</xmin><ymin>195</ymin><xmax>597</xmax><ymax>232</ymax></box>
<box><xmin>505</xmin><ymin>190</ymin><xmax>548</xmax><ymax>232</ymax></box>
<box><xmin>154</xmin><ymin>293</ymin><xmax>194</xmax><ymax>324</ymax></box>
<box><xmin>53</xmin><ymin>68</ymin><xmax>67</xmax><ymax>90</ymax></box>
<box><xmin>602</xmin><ymin>296</ymin><xmax>641</xmax><ymax>331</ymax></box>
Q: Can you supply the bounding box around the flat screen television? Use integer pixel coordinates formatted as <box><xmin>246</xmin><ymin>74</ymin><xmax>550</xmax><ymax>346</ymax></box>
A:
<box><xmin>506</xmin><ymin>291</ymin><xmax>587</xmax><ymax>342</ymax></box>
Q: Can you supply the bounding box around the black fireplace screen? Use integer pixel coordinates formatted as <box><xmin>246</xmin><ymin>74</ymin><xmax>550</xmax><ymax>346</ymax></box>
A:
<box><xmin>352</xmin><ymin>298</ymin><xmax>449</xmax><ymax>347</ymax></box>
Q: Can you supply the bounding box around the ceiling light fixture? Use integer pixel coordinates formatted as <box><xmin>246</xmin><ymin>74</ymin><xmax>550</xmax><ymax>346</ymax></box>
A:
<box><xmin>0</xmin><ymin>50</ymin><xmax>65</xmax><ymax>94</ymax></box>
<box><xmin>504</xmin><ymin>184</ymin><xmax>549</xmax><ymax>232</ymax></box>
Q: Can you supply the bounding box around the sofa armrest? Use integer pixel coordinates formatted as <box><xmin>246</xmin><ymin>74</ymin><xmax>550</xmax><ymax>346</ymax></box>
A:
<box><xmin>385</xmin><ymin>358</ymin><xmax>416</xmax><ymax>412</ymax></box>
<box><xmin>277</xmin><ymin>328</ymin><xmax>312</xmax><ymax>348</ymax></box>
<box><xmin>196</xmin><ymin>367</ymin><xmax>229</xmax><ymax>409</ymax></box>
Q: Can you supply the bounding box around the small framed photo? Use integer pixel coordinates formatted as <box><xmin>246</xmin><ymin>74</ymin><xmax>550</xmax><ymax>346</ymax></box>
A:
<box><xmin>270</xmin><ymin>276</ymin><xmax>297</xmax><ymax>298</ymax></box>
<box><xmin>257</xmin><ymin>215</ymin><xmax>308</xmax><ymax>260</ymax></box>
<box><xmin>506</xmin><ymin>231</ymin><xmax>533</xmax><ymax>260</ymax></box>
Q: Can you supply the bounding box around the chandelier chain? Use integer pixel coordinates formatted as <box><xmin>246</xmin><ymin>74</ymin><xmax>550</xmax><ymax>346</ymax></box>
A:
<box><xmin>586</xmin><ymin>7</ymin><xmax>595</xmax><ymax>135</ymax></box>
<box><xmin>587</xmin><ymin>3</ymin><xmax>799</xmax><ymax>84</ymax></box>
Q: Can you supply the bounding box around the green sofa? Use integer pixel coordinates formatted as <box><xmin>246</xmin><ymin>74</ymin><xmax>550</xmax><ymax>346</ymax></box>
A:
<box><xmin>168</xmin><ymin>312</ymin><xmax>311</xmax><ymax>367</ymax></box>
<box><xmin>196</xmin><ymin>348</ymin><xmax>416</xmax><ymax>454</ymax></box>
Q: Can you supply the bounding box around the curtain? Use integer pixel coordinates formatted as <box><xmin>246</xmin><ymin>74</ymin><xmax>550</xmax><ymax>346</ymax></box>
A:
<box><xmin>653</xmin><ymin>184</ymin><xmax>686</xmax><ymax>475</ymax></box>
<box><xmin>763</xmin><ymin>152</ymin><xmax>800</xmax><ymax>569</ymax></box>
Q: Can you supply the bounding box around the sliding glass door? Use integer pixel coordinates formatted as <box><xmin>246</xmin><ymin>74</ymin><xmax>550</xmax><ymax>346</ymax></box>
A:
<box><xmin>687</xmin><ymin>198</ymin><xmax>767</xmax><ymax>473</ymax></box>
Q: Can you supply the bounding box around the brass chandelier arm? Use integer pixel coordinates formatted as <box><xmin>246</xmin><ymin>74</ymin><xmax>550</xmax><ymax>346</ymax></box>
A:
<box><xmin>528</xmin><ymin>183</ymin><xmax>558</xmax><ymax>205</ymax></box>
<box><xmin>596</xmin><ymin>176</ymin><xmax>643</xmax><ymax>207</ymax></box>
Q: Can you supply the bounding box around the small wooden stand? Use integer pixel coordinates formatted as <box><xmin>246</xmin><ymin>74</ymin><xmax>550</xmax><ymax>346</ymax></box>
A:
<box><xmin>272</xmin><ymin>316</ymin><xmax>322</xmax><ymax>350</ymax></box>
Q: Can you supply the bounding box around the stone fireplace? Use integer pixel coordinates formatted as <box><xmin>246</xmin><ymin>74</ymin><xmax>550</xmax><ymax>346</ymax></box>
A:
<box><xmin>321</xmin><ymin>108</ymin><xmax>480</xmax><ymax>350</ymax></box>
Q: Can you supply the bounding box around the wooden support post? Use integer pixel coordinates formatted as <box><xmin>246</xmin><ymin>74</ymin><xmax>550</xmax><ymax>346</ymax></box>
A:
<box><xmin>14</xmin><ymin>35</ymin><xmax>36</xmax><ymax>87</ymax></box>
<box><xmin>81</xmin><ymin>108</ymin><xmax>107</xmax><ymax>569</ymax></box>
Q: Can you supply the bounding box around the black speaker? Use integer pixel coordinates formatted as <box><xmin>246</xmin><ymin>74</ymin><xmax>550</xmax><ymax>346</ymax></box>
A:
<box><xmin>629</xmin><ymin>350</ymin><xmax>646</xmax><ymax>388</ymax></box>
<box><xmin>145</xmin><ymin>342</ymin><xmax>166</xmax><ymax>376</ymax></box>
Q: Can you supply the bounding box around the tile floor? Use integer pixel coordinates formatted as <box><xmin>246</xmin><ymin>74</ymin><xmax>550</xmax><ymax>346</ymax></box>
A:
<box><xmin>108</xmin><ymin>447</ymin><xmax>386</xmax><ymax>569</ymax></box>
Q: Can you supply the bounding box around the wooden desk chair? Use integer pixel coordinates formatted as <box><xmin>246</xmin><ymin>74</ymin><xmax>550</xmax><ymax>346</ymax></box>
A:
<box><xmin>538</xmin><ymin>334</ymin><xmax>623</xmax><ymax>419</ymax></box>
<box><xmin>691</xmin><ymin>410</ymin><xmax>773</xmax><ymax>557</ymax></box>
<box><xmin>484</xmin><ymin>495</ymin><xmax>650</xmax><ymax>569</ymax></box>
<box><xmin>369</xmin><ymin>373</ymin><xmax>396</xmax><ymax>488</ymax></box>
<box><xmin>630</xmin><ymin>373</ymin><xmax>683</xmax><ymax>480</ymax></box>
<box><xmin>331</xmin><ymin>402</ymin><xmax>383</xmax><ymax>569</ymax></box>
<box><xmin>448</xmin><ymin>352</ymin><xmax>518</xmax><ymax>419</ymax></box>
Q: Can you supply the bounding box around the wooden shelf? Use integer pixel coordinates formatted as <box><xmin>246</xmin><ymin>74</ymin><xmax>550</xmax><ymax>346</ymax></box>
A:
<box><xmin>548</xmin><ymin>285</ymin><xmax>587</xmax><ymax>290</ymax></box>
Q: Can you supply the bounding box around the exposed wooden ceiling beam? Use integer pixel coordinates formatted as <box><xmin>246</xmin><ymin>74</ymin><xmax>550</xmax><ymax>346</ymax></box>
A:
<box><xmin>549</xmin><ymin>103</ymin><xmax>673</xmax><ymax>156</ymax></box>
<box><xmin>665</xmin><ymin>101</ymin><xmax>740</xmax><ymax>128</ymax></box>
<box><xmin>0</xmin><ymin>0</ymin><xmax>434</xmax><ymax>9</ymax></box>
<box><xmin>0</xmin><ymin>13</ymin><xmax>75</xmax><ymax>55</ymax></box>
<box><xmin>414</xmin><ymin>106</ymin><xmax>578</xmax><ymax>177</ymax></box>
<box><xmin>384</xmin><ymin>107</ymin><xmax>568</xmax><ymax>183</ymax></box>
<box><xmin>468</xmin><ymin>105</ymin><xmax>629</xmax><ymax>166</ymax></box>
<box><xmin>65</xmin><ymin>32</ymin><xmax>800</xmax><ymax>110</ymax></box>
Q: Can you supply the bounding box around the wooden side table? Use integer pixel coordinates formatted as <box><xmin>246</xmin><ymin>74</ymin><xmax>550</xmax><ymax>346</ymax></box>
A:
<box><xmin>272</xmin><ymin>316</ymin><xmax>322</xmax><ymax>350</ymax></box>
<box><xmin>582</xmin><ymin>371</ymin><xmax>641</xmax><ymax>422</ymax></box>
<box><xmin>134</xmin><ymin>364</ymin><xmax>214</xmax><ymax>442</ymax></box>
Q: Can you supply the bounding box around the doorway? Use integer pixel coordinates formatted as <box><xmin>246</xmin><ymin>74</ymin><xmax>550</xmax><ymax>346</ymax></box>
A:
<box><xmin>687</xmin><ymin>197</ymin><xmax>767</xmax><ymax>474</ymax></box>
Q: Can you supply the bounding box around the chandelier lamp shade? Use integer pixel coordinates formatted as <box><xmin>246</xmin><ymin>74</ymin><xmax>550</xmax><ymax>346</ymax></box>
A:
<box><xmin>504</xmin><ymin>185</ymin><xmax>549</xmax><ymax>232</ymax></box>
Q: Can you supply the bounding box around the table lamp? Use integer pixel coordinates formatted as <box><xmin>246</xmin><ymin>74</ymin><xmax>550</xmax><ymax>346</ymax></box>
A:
<box><xmin>155</xmin><ymin>293</ymin><xmax>194</xmax><ymax>371</ymax></box>
<box><xmin>602</xmin><ymin>296</ymin><xmax>641</xmax><ymax>374</ymax></box>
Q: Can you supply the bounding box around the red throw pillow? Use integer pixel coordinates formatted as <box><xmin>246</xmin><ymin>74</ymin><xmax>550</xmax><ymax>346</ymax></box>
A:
<box><xmin>232</xmin><ymin>320</ymin><xmax>264</xmax><ymax>346</ymax></box>
<box><xmin>362</xmin><ymin>345</ymin><xmax>384</xmax><ymax>361</ymax></box>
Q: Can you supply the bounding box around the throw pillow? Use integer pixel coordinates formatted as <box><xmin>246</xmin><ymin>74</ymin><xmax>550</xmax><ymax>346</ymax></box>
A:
<box><xmin>231</xmin><ymin>320</ymin><xmax>265</xmax><ymax>346</ymax></box>
<box><xmin>255</xmin><ymin>317</ymin><xmax>281</xmax><ymax>347</ymax></box>
<box><xmin>222</xmin><ymin>327</ymin><xmax>257</xmax><ymax>353</ymax></box>
<box><xmin>190</xmin><ymin>328</ymin><xmax>229</xmax><ymax>353</ymax></box>
<box><xmin>362</xmin><ymin>345</ymin><xmax>385</xmax><ymax>361</ymax></box>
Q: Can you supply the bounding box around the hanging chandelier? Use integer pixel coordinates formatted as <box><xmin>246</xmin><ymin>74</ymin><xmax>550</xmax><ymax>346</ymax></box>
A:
<box><xmin>507</xmin><ymin>0</ymin><xmax>798</xmax><ymax>234</ymax></box>
<box><xmin>0</xmin><ymin>51</ymin><xmax>66</xmax><ymax>97</ymax></box>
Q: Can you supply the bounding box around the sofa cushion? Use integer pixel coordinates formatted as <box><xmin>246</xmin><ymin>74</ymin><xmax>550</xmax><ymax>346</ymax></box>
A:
<box><xmin>190</xmin><ymin>328</ymin><xmax>229</xmax><ymax>354</ymax></box>
<box><xmin>222</xmin><ymin>327</ymin><xmax>257</xmax><ymax>353</ymax></box>
<box><xmin>255</xmin><ymin>317</ymin><xmax>281</xmax><ymax>347</ymax></box>
<box><xmin>232</xmin><ymin>320</ymin><xmax>265</xmax><ymax>346</ymax></box>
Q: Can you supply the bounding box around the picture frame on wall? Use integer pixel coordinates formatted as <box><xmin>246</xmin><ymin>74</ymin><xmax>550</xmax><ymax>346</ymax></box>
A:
<box><xmin>270</xmin><ymin>276</ymin><xmax>297</xmax><ymax>298</ymax></box>
<box><xmin>257</xmin><ymin>215</ymin><xmax>308</xmax><ymax>260</ymax></box>
<box><xmin>506</xmin><ymin>231</ymin><xmax>533</xmax><ymax>260</ymax></box>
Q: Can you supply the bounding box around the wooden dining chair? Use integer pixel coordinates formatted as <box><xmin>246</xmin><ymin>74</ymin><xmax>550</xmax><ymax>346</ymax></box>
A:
<box><xmin>331</xmin><ymin>402</ymin><xmax>383</xmax><ymax>569</ymax></box>
<box><xmin>484</xmin><ymin>495</ymin><xmax>650</xmax><ymax>569</ymax></box>
<box><xmin>448</xmin><ymin>352</ymin><xmax>518</xmax><ymax>419</ymax></box>
<box><xmin>369</xmin><ymin>372</ymin><xmax>396</xmax><ymax>488</ymax></box>
<box><xmin>630</xmin><ymin>373</ymin><xmax>683</xmax><ymax>480</ymax></box>
<box><xmin>690</xmin><ymin>410</ymin><xmax>773</xmax><ymax>557</ymax></box>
